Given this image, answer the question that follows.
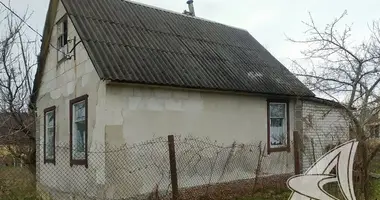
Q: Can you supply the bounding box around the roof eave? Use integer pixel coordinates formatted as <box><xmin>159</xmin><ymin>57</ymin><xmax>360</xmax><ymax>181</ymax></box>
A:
<box><xmin>30</xmin><ymin>0</ymin><xmax>59</xmax><ymax>110</ymax></box>
<box><xmin>106</xmin><ymin>80</ymin><xmax>315</xmax><ymax>99</ymax></box>
<box><xmin>301</xmin><ymin>96</ymin><xmax>354</xmax><ymax>110</ymax></box>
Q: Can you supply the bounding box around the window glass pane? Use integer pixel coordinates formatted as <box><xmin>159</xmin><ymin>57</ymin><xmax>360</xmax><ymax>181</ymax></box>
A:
<box><xmin>47</xmin><ymin>111</ymin><xmax>54</xmax><ymax>127</ymax></box>
<box><xmin>63</xmin><ymin>32</ymin><xmax>68</xmax><ymax>45</ymax></box>
<box><xmin>75</xmin><ymin>121</ymin><xmax>86</xmax><ymax>152</ymax></box>
<box><xmin>57</xmin><ymin>19</ymin><xmax>68</xmax><ymax>54</ymax></box>
<box><xmin>269</xmin><ymin>102</ymin><xmax>287</xmax><ymax>148</ymax></box>
<box><xmin>57</xmin><ymin>23</ymin><xmax>62</xmax><ymax>34</ymax></box>
<box><xmin>270</xmin><ymin>118</ymin><xmax>283</xmax><ymax>127</ymax></box>
<box><xmin>45</xmin><ymin>110</ymin><xmax>55</xmax><ymax>160</ymax></box>
<box><xmin>63</xmin><ymin>20</ymin><xmax>68</xmax><ymax>45</ymax></box>
<box><xmin>74</xmin><ymin>102</ymin><xmax>85</xmax><ymax>122</ymax></box>
<box><xmin>270</xmin><ymin>103</ymin><xmax>285</xmax><ymax>118</ymax></box>
<box><xmin>270</xmin><ymin>118</ymin><xmax>286</xmax><ymax>146</ymax></box>
<box><xmin>46</xmin><ymin>127</ymin><xmax>54</xmax><ymax>159</ymax></box>
<box><xmin>63</xmin><ymin>20</ymin><xmax>68</xmax><ymax>33</ymax></box>
<box><xmin>58</xmin><ymin>36</ymin><xmax>62</xmax><ymax>48</ymax></box>
<box><xmin>72</xmin><ymin>100</ymin><xmax>86</xmax><ymax>160</ymax></box>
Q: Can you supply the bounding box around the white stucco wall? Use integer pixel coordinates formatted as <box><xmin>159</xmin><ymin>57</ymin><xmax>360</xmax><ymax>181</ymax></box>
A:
<box><xmin>103</xmin><ymin>84</ymin><xmax>296</xmax><ymax>198</ymax></box>
<box><xmin>36</xmin><ymin>1</ymin><xmax>107</xmax><ymax>199</ymax></box>
<box><xmin>301</xmin><ymin>101</ymin><xmax>349</xmax><ymax>172</ymax></box>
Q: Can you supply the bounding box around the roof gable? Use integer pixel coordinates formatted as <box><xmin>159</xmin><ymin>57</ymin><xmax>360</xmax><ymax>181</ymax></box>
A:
<box><xmin>33</xmin><ymin>0</ymin><xmax>314</xmax><ymax>102</ymax></box>
<box><xmin>30</xmin><ymin>0</ymin><xmax>60</xmax><ymax>109</ymax></box>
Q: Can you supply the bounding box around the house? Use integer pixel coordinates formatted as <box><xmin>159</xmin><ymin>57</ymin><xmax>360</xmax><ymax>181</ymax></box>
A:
<box><xmin>31</xmin><ymin>0</ymin><xmax>350</xmax><ymax>199</ymax></box>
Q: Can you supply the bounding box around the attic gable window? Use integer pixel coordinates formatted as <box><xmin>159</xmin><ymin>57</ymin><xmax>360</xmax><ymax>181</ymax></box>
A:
<box><xmin>57</xmin><ymin>15</ymin><xmax>68</xmax><ymax>63</ymax></box>
<box><xmin>267</xmin><ymin>100</ymin><xmax>290</xmax><ymax>153</ymax></box>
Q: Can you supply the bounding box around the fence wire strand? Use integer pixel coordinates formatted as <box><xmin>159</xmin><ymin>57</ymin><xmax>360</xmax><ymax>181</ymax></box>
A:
<box><xmin>1</xmin><ymin>136</ymin><xmax>300</xmax><ymax>200</ymax></box>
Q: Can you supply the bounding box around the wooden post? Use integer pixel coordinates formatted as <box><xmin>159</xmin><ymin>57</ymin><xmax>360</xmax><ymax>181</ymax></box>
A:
<box><xmin>293</xmin><ymin>131</ymin><xmax>301</xmax><ymax>174</ymax></box>
<box><xmin>311</xmin><ymin>138</ymin><xmax>316</xmax><ymax>163</ymax></box>
<box><xmin>168</xmin><ymin>135</ymin><xmax>179</xmax><ymax>200</ymax></box>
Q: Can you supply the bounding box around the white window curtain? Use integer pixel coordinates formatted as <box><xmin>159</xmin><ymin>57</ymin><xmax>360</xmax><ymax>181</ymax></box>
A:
<box><xmin>269</xmin><ymin>103</ymin><xmax>287</xmax><ymax>148</ymax></box>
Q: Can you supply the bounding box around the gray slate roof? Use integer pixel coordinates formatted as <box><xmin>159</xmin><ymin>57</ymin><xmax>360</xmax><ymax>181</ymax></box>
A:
<box><xmin>61</xmin><ymin>0</ymin><xmax>314</xmax><ymax>97</ymax></box>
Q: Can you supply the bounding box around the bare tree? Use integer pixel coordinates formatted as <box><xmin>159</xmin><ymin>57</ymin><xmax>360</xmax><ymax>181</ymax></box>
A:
<box><xmin>0</xmin><ymin>4</ymin><xmax>38</xmax><ymax>175</ymax></box>
<box><xmin>288</xmin><ymin>10</ymin><xmax>380</xmax><ymax>199</ymax></box>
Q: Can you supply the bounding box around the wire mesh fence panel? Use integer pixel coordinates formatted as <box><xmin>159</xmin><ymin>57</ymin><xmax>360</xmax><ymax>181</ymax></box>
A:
<box><xmin>36</xmin><ymin>137</ymin><xmax>173</xmax><ymax>200</ymax></box>
<box><xmin>173</xmin><ymin>137</ymin><xmax>294</xmax><ymax>199</ymax></box>
<box><xmin>0</xmin><ymin>135</ymin><xmax>303</xmax><ymax>200</ymax></box>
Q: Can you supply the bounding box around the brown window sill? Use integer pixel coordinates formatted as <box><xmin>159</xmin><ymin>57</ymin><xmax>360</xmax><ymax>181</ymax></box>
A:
<box><xmin>44</xmin><ymin>159</ymin><xmax>55</xmax><ymax>165</ymax></box>
<box><xmin>268</xmin><ymin>146</ymin><xmax>290</xmax><ymax>154</ymax></box>
<box><xmin>70</xmin><ymin>159</ymin><xmax>88</xmax><ymax>168</ymax></box>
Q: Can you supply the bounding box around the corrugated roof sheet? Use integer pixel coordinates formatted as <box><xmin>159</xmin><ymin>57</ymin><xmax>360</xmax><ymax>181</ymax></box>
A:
<box><xmin>61</xmin><ymin>0</ymin><xmax>314</xmax><ymax>97</ymax></box>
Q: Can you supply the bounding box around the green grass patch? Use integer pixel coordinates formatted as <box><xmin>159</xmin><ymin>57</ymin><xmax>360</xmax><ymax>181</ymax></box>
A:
<box><xmin>369</xmin><ymin>177</ymin><xmax>380</xmax><ymax>199</ymax></box>
<box><xmin>370</xmin><ymin>159</ymin><xmax>380</xmax><ymax>174</ymax></box>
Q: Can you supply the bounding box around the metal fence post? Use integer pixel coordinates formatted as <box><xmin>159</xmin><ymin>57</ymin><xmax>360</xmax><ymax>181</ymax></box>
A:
<box><xmin>293</xmin><ymin>131</ymin><xmax>301</xmax><ymax>174</ymax></box>
<box><xmin>168</xmin><ymin>135</ymin><xmax>179</xmax><ymax>200</ymax></box>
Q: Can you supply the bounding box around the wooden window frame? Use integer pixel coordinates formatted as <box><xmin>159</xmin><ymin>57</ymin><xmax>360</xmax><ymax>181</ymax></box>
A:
<box><xmin>267</xmin><ymin>99</ymin><xmax>290</xmax><ymax>154</ymax></box>
<box><xmin>69</xmin><ymin>95</ymin><xmax>89</xmax><ymax>168</ymax></box>
<box><xmin>56</xmin><ymin>14</ymin><xmax>69</xmax><ymax>64</ymax></box>
<box><xmin>44</xmin><ymin>106</ymin><xmax>56</xmax><ymax>164</ymax></box>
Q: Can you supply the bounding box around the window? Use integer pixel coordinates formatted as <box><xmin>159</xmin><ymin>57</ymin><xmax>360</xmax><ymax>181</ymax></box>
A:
<box><xmin>267</xmin><ymin>100</ymin><xmax>290</xmax><ymax>153</ymax></box>
<box><xmin>57</xmin><ymin>15</ymin><xmax>68</xmax><ymax>62</ymax></box>
<box><xmin>44</xmin><ymin>106</ymin><xmax>56</xmax><ymax>164</ymax></box>
<box><xmin>70</xmin><ymin>95</ymin><xmax>88</xmax><ymax>167</ymax></box>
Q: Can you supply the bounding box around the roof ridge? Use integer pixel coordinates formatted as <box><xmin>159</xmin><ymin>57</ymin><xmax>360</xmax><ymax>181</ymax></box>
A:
<box><xmin>120</xmin><ymin>0</ymin><xmax>248</xmax><ymax>32</ymax></box>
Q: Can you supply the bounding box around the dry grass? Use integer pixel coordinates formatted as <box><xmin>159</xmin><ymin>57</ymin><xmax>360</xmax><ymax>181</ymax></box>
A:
<box><xmin>3</xmin><ymin>165</ymin><xmax>379</xmax><ymax>200</ymax></box>
<box><xmin>0</xmin><ymin>167</ymin><xmax>41</xmax><ymax>200</ymax></box>
<box><xmin>174</xmin><ymin>174</ymin><xmax>292</xmax><ymax>200</ymax></box>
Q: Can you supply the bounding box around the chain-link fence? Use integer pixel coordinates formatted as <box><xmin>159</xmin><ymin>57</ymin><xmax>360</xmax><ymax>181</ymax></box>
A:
<box><xmin>1</xmin><ymin>135</ymin><xmax>299</xmax><ymax>200</ymax></box>
<box><xmin>173</xmin><ymin>136</ymin><xmax>294</xmax><ymax>200</ymax></box>
<box><xmin>4</xmin><ymin>134</ymin><xmax>380</xmax><ymax>199</ymax></box>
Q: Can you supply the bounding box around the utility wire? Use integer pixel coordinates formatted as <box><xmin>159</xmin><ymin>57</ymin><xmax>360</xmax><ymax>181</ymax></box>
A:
<box><xmin>0</xmin><ymin>1</ymin><xmax>69</xmax><ymax>55</ymax></box>
<box><xmin>0</xmin><ymin>1</ymin><xmax>42</xmax><ymax>37</ymax></box>
<box><xmin>0</xmin><ymin>1</ymin><xmax>78</xmax><ymax>109</ymax></box>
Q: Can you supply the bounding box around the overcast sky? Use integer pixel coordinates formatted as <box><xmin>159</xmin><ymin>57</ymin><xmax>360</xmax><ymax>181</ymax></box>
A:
<box><xmin>5</xmin><ymin>0</ymin><xmax>380</xmax><ymax>67</ymax></box>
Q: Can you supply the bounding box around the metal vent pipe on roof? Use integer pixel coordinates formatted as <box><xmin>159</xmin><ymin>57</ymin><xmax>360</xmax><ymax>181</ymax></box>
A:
<box><xmin>187</xmin><ymin>0</ymin><xmax>195</xmax><ymax>16</ymax></box>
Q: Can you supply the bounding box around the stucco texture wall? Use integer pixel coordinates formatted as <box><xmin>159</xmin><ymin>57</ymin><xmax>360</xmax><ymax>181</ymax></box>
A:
<box><xmin>36</xmin><ymin>1</ymin><xmax>107</xmax><ymax>199</ymax></box>
<box><xmin>103</xmin><ymin>85</ymin><xmax>296</xmax><ymax>198</ymax></box>
<box><xmin>301</xmin><ymin>101</ymin><xmax>350</xmax><ymax>172</ymax></box>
